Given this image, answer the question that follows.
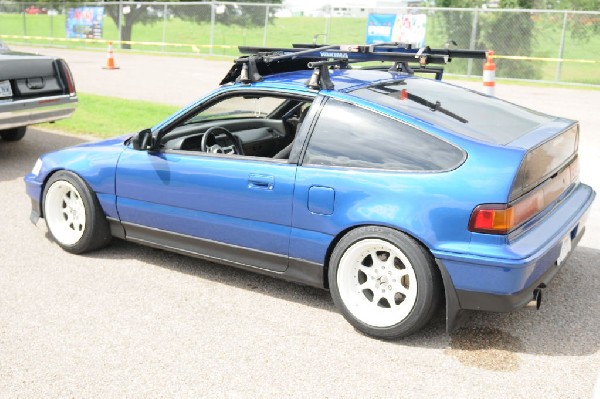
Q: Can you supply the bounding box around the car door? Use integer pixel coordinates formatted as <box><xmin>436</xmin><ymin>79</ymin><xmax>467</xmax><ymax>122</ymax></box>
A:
<box><xmin>115</xmin><ymin>92</ymin><xmax>307</xmax><ymax>273</ymax></box>
<box><xmin>116</xmin><ymin>151</ymin><xmax>295</xmax><ymax>272</ymax></box>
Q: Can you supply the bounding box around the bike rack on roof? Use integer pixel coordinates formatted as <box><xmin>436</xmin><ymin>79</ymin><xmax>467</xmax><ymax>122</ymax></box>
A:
<box><xmin>220</xmin><ymin>42</ymin><xmax>488</xmax><ymax>90</ymax></box>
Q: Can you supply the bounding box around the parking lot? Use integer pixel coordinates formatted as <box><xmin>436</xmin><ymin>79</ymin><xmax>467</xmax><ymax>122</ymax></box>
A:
<box><xmin>1</xmin><ymin>47</ymin><xmax>599</xmax><ymax>397</ymax></box>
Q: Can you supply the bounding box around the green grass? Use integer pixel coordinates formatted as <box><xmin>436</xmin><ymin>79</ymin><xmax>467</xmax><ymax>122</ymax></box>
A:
<box><xmin>40</xmin><ymin>93</ymin><xmax>179</xmax><ymax>138</ymax></box>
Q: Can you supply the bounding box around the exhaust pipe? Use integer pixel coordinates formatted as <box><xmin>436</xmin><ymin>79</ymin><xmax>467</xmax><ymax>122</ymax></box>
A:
<box><xmin>525</xmin><ymin>286</ymin><xmax>544</xmax><ymax>310</ymax></box>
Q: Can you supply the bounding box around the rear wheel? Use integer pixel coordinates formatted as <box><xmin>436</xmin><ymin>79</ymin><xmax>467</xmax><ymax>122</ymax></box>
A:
<box><xmin>43</xmin><ymin>171</ymin><xmax>111</xmax><ymax>254</ymax></box>
<box><xmin>0</xmin><ymin>127</ymin><xmax>26</xmax><ymax>141</ymax></box>
<box><xmin>329</xmin><ymin>226</ymin><xmax>441</xmax><ymax>339</ymax></box>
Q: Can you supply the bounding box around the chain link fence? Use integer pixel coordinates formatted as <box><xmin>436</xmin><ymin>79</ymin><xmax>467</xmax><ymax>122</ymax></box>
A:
<box><xmin>1</xmin><ymin>2</ymin><xmax>599</xmax><ymax>85</ymax></box>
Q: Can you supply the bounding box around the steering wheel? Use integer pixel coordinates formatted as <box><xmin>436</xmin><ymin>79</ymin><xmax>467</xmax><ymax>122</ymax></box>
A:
<box><xmin>200</xmin><ymin>127</ymin><xmax>244</xmax><ymax>155</ymax></box>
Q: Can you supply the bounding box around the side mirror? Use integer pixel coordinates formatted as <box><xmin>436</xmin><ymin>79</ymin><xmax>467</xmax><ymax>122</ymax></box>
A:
<box><xmin>131</xmin><ymin>129</ymin><xmax>154</xmax><ymax>151</ymax></box>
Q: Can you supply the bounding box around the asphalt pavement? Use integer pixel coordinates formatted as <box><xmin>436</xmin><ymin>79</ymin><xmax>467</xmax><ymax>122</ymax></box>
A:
<box><xmin>1</xmin><ymin>46</ymin><xmax>599</xmax><ymax>398</ymax></box>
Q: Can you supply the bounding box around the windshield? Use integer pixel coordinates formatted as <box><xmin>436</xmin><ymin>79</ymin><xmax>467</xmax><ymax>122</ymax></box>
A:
<box><xmin>350</xmin><ymin>79</ymin><xmax>556</xmax><ymax>145</ymax></box>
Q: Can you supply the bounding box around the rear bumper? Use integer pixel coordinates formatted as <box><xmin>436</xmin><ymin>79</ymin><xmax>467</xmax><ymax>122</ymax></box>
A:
<box><xmin>434</xmin><ymin>183</ymin><xmax>595</xmax><ymax>330</ymax></box>
<box><xmin>0</xmin><ymin>94</ymin><xmax>77</xmax><ymax>130</ymax></box>
<box><xmin>453</xmin><ymin>223</ymin><xmax>585</xmax><ymax>313</ymax></box>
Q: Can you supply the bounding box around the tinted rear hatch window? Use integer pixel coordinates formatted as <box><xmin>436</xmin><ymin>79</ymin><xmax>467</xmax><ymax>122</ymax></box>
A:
<box><xmin>350</xmin><ymin>78</ymin><xmax>556</xmax><ymax>145</ymax></box>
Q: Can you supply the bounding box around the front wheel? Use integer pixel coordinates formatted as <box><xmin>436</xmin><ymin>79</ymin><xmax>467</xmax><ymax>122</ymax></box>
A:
<box><xmin>329</xmin><ymin>226</ymin><xmax>442</xmax><ymax>339</ymax></box>
<box><xmin>0</xmin><ymin>126</ymin><xmax>26</xmax><ymax>141</ymax></box>
<box><xmin>43</xmin><ymin>171</ymin><xmax>111</xmax><ymax>254</ymax></box>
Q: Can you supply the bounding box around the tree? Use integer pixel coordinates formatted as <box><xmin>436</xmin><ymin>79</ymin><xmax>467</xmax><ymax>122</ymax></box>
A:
<box><xmin>438</xmin><ymin>0</ymin><xmax>540</xmax><ymax>79</ymax></box>
<box><xmin>13</xmin><ymin>0</ymin><xmax>281</xmax><ymax>50</ymax></box>
<box><xmin>103</xmin><ymin>0</ymin><xmax>282</xmax><ymax>50</ymax></box>
<box><xmin>436</xmin><ymin>0</ymin><xmax>486</xmax><ymax>75</ymax></box>
<box><xmin>104</xmin><ymin>2</ymin><xmax>152</xmax><ymax>50</ymax></box>
<box><xmin>480</xmin><ymin>0</ymin><xmax>540</xmax><ymax>79</ymax></box>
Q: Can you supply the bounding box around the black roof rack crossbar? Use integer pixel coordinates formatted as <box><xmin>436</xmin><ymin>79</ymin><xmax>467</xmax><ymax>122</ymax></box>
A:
<box><xmin>239</xmin><ymin>44</ymin><xmax>486</xmax><ymax>64</ymax></box>
<box><xmin>220</xmin><ymin>43</ymin><xmax>487</xmax><ymax>89</ymax></box>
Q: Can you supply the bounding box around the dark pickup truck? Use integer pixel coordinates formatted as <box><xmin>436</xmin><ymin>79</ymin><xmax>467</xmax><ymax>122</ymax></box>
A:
<box><xmin>0</xmin><ymin>41</ymin><xmax>77</xmax><ymax>141</ymax></box>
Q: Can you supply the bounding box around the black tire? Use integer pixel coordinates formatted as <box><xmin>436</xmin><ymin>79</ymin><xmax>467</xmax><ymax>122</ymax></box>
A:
<box><xmin>42</xmin><ymin>171</ymin><xmax>112</xmax><ymax>254</ymax></box>
<box><xmin>328</xmin><ymin>226</ymin><xmax>442</xmax><ymax>339</ymax></box>
<box><xmin>0</xmin><ymin>126</ymin><xmax>26</xmax><ymax>141</ymax></box>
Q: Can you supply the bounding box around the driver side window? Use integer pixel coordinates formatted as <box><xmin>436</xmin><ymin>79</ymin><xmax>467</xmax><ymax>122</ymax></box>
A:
<box><xmin>161</xmin><ymin>93</ymin><xmax>313</xmax><ymax>160</ymax></box>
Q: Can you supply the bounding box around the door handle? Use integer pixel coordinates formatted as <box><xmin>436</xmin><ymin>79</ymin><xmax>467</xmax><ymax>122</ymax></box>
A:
<box><xmin>248</xmin><ymin>174</ymin><xmax>274</xmax><ymax>190</ymax></box>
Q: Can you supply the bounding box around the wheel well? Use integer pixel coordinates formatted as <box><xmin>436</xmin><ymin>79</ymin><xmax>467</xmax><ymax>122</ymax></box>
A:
<box><xmin>322</xmin><ymin>224</ymin><xmax>444</xmax><ymax>293</ymax></box>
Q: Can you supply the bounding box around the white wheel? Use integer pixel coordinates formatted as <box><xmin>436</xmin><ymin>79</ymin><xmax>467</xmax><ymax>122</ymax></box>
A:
<box><xmin>337</xmin><ymin>238</ymin><xmax>418</xmax><ymax>328</ymax></box>
<box><xmin>329</xmin><ymin>226</ymin><xmax>441</xmax><ymax>339</ymax></box>
<box><xmin>44</xmin><ymin>180</ymin><xmax>87</xmax><ymax>246</ymax></box>
<box><xmin>42</xmin><ymin>171</ymin><xmax>111</xmax><ymax>254</ymax></box>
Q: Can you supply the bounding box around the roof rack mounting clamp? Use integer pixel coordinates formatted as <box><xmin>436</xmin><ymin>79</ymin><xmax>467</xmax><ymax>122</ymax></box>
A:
<box><xmin>306</xmin><ymin>64</ymin><xmax>334</xmax><ymax>90</ymax></box>
<box><xmin>237</xmin><ymin>55</ymin><xmax>263</xmax><ymax>84</ymax></box>
<box><xmin>248</xmin><ymin>56</ymin><xmax>263</xmax><ymax>82</ymax></box>
<box><xmin>389</xmin><ymin>61</ymin><xmax>414</xmax><ymax>74</ymax></box>
<box><xmin>238</xmin><ymin>63</ymin><xmax>250</xmax><ymax>83</ymax></box>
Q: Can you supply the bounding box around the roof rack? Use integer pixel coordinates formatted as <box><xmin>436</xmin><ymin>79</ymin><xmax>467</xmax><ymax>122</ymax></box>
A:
<box><xmin>220</xmin><ymin>42</ymin><xmax>487</xmax><ymax>89</ymax></box>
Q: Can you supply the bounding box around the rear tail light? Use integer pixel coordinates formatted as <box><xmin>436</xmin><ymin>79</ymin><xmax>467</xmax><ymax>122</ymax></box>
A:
<box><xmin>469</xmin><ymin>191</ymin><xmax>544</xmax><ymax>234</ymax></box>
<box><xmin>56</xmin><ymin>59</ymin><xmax>76</xmax><ymax>95</ymax></box>
<box><xmin>470</xmin><ymin>158</ymin><xmax>578</xmax><ymax>235</ymax></box>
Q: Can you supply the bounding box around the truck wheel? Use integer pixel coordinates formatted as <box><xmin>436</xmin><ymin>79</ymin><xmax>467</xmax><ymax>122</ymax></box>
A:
<box><xmin>0</xmin><ymin>127</ymin><xmax>27</xmax><ymax>141</ymax></box>
<box><xmin>329</xmin><ymin>226</ymin><xmax>442</xmax><ymax>339</ymax></box>
<box><xmin>43</xmin><ymin>171</ymin><xmax>112</xmax><ymax>254</ymax></box>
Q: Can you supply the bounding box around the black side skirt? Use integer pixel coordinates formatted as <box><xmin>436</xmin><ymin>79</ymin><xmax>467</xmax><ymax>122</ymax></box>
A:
<box><xmin>107</xmin><ymin>218</ymin><xmax>324</xmax><ymax>289</ymax></box>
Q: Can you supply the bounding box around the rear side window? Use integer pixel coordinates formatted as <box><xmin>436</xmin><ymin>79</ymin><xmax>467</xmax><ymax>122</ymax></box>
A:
<box><xmin>303</xmin><ymin>100</ymin><xmax>464</xmax><ymax>171</ymax></box>
<box><xmin>351</xmin><ymin>79</ymin><xmax>556</xmax><ymax>145</ymax></box>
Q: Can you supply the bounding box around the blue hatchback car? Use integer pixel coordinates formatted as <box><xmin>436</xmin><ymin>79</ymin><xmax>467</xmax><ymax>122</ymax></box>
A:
<box><xmin>25</xmin><ymin>44</ymin><xmax>595</xmax><ymax>338</ymax></box>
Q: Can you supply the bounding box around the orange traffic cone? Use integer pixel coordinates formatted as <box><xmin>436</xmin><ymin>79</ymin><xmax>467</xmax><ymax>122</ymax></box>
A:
<box><xmin>483</xmin><ymin>50</ymin><xmax>495</xmax><ymax>96</ymax></box>
<box><xmin>102</xmin><ymin>41</ymin><xmax>119</xmax><ymax>70</ymax></box>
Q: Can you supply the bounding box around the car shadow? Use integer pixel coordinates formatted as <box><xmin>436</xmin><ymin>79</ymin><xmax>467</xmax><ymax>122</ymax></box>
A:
<box><xmin>81</xmin><ymin>235</ymin><xmax>600</xmax><ymax>359</ymax></box>
<box><xmin>0</xmin><ymin>128</ymin><xmax>89</xmax><ymax>183</ymax></box>
<box><xmin>81</xmin><ymin>237</ymin><xmax>335</xmax><ymax>312</ymax></box>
